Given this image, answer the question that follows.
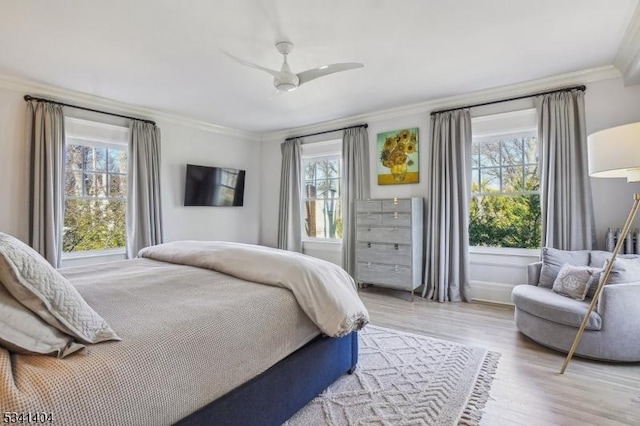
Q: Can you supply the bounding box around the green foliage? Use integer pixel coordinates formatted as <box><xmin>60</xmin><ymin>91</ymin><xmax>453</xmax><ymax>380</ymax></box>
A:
<box><xmin>469</xmin><ymin>193</ymin><xmax>541</xmax><ymax>249</ymax></box>
<box><xmin>63</xmin><ymin>144</ymin><xmax>127</xmax><ymax>253</ymax></box>
<box><xmin>469</xmin><ymin>136</ymin><xmax>541</xmax><ymax>249</ymax></box>
<box><xmin>63</xmin><ymin>200</ymin><xmax>126</xmax><ymax>252</ymax></box>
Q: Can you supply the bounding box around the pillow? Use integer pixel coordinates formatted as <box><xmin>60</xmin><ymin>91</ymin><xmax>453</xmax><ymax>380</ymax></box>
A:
<box><xmin>607</xmin><ymin>256</ymin><xmax>640</xmax><ymax>284</ymax></box>
<box><xmin>0</xmin><ymin>232</ymin><xmax>120</xmax><ymax>344</ymax></box>
<box><xmin>588</xmin><ymin>252</ymin><xmax>640</xmax><ymax>298</ymax></box>
<box><xmin>538</xmin><ymin>247</ymin><xmax>590</xmax><ymax>288</ymax></box>
<box><xmin>586</xmin><ymin>268</ymin><xmax>603</xmax><ymax>299</ymax></box>
<box><xmin>552</xmin><ymin>264</ymin><xmax>596</xmax><ymax>301</ymax></box>
<box><xmin>0</xmin><ymin>283</ymin><xmax>84</xmax><ymax>358</ymax></box>
<box><xmin>589</xmin><ymin>251</ymin><xmax>640</xmax><ymax>269</ymax></box>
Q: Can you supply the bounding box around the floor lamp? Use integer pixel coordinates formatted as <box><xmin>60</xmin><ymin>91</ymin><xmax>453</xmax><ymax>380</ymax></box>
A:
<box><xmin>560</xmin><ymin>122</ymin><xmax>640</xmax><ymax>374</ymax></box>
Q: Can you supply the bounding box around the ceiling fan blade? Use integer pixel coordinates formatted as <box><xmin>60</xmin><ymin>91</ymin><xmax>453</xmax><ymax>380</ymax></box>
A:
<box><xmin>297</xmin><ymin>62</ymin><xmax>364</xmax><ymax>85</ymax></box>
<box><xmin>221</xmin><ymin>49</ymin><xmax>280</xmax><ymax>78</ymax></box>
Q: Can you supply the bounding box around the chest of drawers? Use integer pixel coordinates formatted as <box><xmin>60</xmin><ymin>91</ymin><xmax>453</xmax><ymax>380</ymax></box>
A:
<box><xmin>355</xmin><ymin>198</ymin><xmax>423</xmax><ymax>295</ymax></box>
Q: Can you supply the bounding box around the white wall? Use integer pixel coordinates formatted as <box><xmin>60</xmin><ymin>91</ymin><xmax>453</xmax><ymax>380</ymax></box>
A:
<box><xmin>584</xmin><ymin>78</ymin><xmax>640</xmax><ymax>244</ymax></box>
<box><xmin>159</xmin><ymin>122</ymin><xmax>260</xmax><ymax>243</ymax></box>
<box><xmin>0</xmin><ymin>85</ymin><xmax>261</xmax><ymax>250</ymax></box>
<box><xmin>259</xmin><ymin>76</ymin><xmax>640</xmax><ymax>304</ymax></box>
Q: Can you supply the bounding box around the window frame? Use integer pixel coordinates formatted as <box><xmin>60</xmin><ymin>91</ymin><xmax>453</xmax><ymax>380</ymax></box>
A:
<box><xmin>300</xmin><ymin>139</ymin><xmax>343</xmax><ymax>243</ymax></box>
<box><xmin>62</xmin><ymin>118</ymin><xmax>130</xmax><ymax>259</ymax></box>
<box><xmin>470</xmin><ymin>130</ymin><xmax>539</xmax><ymax>197</ymax></box>
<box><xmin>469</xmin><ymin>108</ymin><xmax>541</xmax><ymax>250</ymax></box>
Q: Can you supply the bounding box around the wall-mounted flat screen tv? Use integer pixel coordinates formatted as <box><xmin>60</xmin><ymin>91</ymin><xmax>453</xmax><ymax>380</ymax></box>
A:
<box><xmin>184</xmin><ymin>164</ymin><xmax>246</xmax><ymax>207</ymax></box>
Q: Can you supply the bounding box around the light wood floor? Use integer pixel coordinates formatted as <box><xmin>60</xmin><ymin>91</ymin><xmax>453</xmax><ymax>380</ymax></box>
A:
<box><xmin>357</xmin><ymin>287</ymin><xmax>640</xmax><ymax>426</ymax></box>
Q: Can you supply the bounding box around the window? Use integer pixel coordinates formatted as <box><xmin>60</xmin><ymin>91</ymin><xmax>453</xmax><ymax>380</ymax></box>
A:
<box><xmin>63</xmin><ymin>118</ymin><xmax>129</xmax><ymax>254</ymax></box>
<box><xmin>302</xmin><ymin>140</ymin><xmax>342</xmax><ymax>240</ymax></box>
<box><xmin>469</xmin><ymin>110</ymin><xmax>541</xmax><ymax>249</ymax></box>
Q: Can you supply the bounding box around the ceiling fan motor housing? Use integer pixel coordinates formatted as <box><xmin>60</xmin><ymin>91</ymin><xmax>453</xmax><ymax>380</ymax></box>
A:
<box><xmin>274</xmin><ymin>59</ymin><xmax>299</xmax><ymax>91</ymax></box>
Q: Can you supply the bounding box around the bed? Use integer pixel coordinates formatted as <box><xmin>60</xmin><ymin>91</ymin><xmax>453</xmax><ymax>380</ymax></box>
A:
<box><xmin>0</xmin><ymin>237</ymin><xmax>368</xmax><ymax>425</ymax></box>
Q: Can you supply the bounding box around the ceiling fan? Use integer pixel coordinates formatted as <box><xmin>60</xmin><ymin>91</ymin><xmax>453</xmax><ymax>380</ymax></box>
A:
<box><xmin>223</xmin><ymin>41</ymin><xmax>363</xmax><ymax>92</ymax></box>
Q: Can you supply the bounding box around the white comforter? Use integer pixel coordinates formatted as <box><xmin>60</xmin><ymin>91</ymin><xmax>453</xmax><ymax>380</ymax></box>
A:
<box><xmin>138</xmin><ymin>241</ymin><xmax>369</xmax><ymax>337</ymax></box>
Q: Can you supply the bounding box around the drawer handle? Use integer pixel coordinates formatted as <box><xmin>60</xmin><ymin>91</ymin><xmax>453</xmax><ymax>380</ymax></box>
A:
<box><xmin>367</xmin><ymin>226</ymin><xmax>371</xmax><ymax>232</ymax></box>
<box><xmin>393</xmin><ymin>197</ymin><xmax>398</xmax><ymax>205</ymax></box>
<box><xmin>393</xmin><ymin>212</ymin><xmax>398</xmax><ymax>219</ymax></box>
<box><xmin>367</xmin><ymin>242</ymin><xmax>371</xmax><ymax>248</ymax></box>
<box><xmin>366</xmin><ymin>211</ymin><xmax>371</xmax><ymax>217</ymax></box>
<box><xmin>394</xmin><ymin>265</ymin><xmax>399</xmax><ymax>271</ymax></box>
<box><xmin>367</xmin><ymin>262</ymin><xmax>372</xmax><ymax>268</ymax></box>
<box><xmin>394</xmin><ymin>244</ymin><xmax>399</xmax><ymax>250</ymax></box>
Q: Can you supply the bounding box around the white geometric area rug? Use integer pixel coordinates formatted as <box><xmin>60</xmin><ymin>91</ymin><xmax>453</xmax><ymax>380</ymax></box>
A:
<box><xmin>285</xmin><ymin>325</ymin><xmax>500</xmax><ymax>426</ymax></box>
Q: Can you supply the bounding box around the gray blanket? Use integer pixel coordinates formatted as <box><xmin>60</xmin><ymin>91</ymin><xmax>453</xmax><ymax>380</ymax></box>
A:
<box><xmin>139</xmin><ymin>241</ymin><xmax>370</xmax><ymax>337</ymax></box>
<box><xmin>1</xmin><ymin>258</ymin><xmax>319</xmax><ymax>425</ymax></box>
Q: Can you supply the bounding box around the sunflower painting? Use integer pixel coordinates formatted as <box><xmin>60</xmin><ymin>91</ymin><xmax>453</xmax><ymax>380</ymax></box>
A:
<box><xmin>377</xmin><ymin>128</ymin><xmax>419</xmax><ymax>185</ymax></box>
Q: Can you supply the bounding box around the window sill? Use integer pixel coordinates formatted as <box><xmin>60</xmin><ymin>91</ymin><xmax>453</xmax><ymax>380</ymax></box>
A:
<box><xmin>469</xmin><ymin>246</ymin><xmax>540</xmax><ymax>258</ymax></box>
<box><xmin>61</xmin><ymin>248</ymin><xmax>126</xmax><ymax>268</ymax></box>
<box><xmin>302</xmin><ymin>239</ymin><xmax>343</xmax><ymax>253</ymax></box>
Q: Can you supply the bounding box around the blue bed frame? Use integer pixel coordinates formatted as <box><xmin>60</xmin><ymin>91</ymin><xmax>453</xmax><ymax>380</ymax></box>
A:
<box><xmin>175</xmin><ymin>332</ymin><xmax>358</xmax><ymax>426</ymax></box>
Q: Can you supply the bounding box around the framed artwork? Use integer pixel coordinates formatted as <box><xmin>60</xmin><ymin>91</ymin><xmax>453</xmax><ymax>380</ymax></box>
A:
<box><xmin>377</xmin><ymin>128</ymin><xmax>419</xmax><ymax>185</ymax></box>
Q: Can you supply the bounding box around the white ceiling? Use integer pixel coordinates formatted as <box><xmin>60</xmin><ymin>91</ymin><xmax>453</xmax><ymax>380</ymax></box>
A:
<box><xmin>0</xmin><ymin>0</ymin><xmax>637</xmax><ymax>134</ymax></box>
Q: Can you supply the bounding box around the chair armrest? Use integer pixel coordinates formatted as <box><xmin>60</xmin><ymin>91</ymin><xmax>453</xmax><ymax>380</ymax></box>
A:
<box><xmin>597</xmin><ymin>282</ymin><xmax>640</xmax><ymax>329</ymax></box>
<box><xmin>527</xmin><ymin>262</ymin><xmax>542</xmax><ymax>286</ymax></box>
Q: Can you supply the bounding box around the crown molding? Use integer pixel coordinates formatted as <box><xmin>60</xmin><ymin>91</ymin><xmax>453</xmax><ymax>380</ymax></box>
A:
<box><xmin>0</xmin><ymin>74</ymin><xmax>261</xmax><ymax>142</ymax></box>
<box><xmin>261</xmin><ymin>65</ymin><xmax>621</xmax><ymax>142</ymax></box>
<box><xmin>0</xmin><ymin>64</ymin><xmax>621</xmax><ymax>145</ymax></box>
<box><xmin>614</xmin><ymin>2</ymin><xmax>640</xmax><ymax>86</ymax></box>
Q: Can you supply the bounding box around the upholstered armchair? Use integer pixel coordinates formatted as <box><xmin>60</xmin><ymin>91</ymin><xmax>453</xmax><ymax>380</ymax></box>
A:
<box><xmin>511</xmin><ymin>249</ymin><xmax>640</xmax><ymax>362</ymax></box>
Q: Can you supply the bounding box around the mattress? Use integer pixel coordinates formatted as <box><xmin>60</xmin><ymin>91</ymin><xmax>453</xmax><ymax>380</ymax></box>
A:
<box><xmin>1</xmin><ymin>258</ymin><xmax>319</xmax><ymax>425</ymax></box>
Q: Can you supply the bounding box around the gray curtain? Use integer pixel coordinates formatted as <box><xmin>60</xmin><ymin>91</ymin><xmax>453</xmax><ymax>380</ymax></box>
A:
<box><xmin>423</xmin><ymin>109</ymin><xmax>472</xmax><ymax>302</ymax></box>
<box><xmin>277</xmin><ymin>138</ymin><xmax>302</xmax><ymax>252</ymax></box>
<box><xmin>126</xmin><ymin>121</ymin><xmax>164</xmax><ymax>258</ymax></box>
<box><xmin>342</xmin><ymin>127</ymin><xmax>370</xmax><ymax>277</ymax></box>
<box><xmin>27</xmin><ymin>101</ymin><xmax>65</xmax><ymax>267</ymax></box>
<box><xmin>537</xmin><ymin>90</ymin><xmax>596</xmax><ymax>250</ymax></box>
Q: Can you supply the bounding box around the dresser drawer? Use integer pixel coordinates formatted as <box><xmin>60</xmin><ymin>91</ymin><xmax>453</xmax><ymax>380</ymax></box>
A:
<box><xmin>357</xmin><ymin>262</ymin><xmax>413</xmax><ymax>289</ymax></box>
<box><xmin>356</xmin><ymin>212</ymin><xmax>382</xmax><ymax>226</ymax></box>
<box><xmin>356</xmin><ymin>226</ymin><xmax>412</xmax><ymax>244</ymax></box>
<box><xmin>356</xmin><ymin>242</ymin><xmax>412</xmax><ymax>266</ymax></box>
<box><xmin>382</xmin><ymin>199</ymin><xmax>412</xmax><ymax>213</ymax></box>
<box><xmin>356</xmin><ymin>200</ymin><xmax>382</xmax><ymax>213</ymax></box>
<box><xmin>381</xmin><ymin>212</ymin><xmax>411</xmax><ymax>227</ymax></box>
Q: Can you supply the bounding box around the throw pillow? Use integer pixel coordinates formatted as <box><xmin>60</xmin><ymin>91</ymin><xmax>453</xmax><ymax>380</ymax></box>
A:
<box><xmin>0</xmin><ymin>283</ymin><xmax>84</xmax><ymax>358</ymax></box>
<box><xmin>608</xmin><ymin>256</ymin><xmax>640</xmax><ymax>284</ymax></box>
<box><xmin>589</xmin><ymin>250</ymin><xmax>640</xmax><ymax>268</ymax></box>
<box><xmin>538</xmin><ymin>247</ymin><xmax>590</xmax><ymax>288</ymax></box>
<box><xmin>0</xmin><ymin>232</ymin><xmax>120</xmax><ymax>344</ymax></box>
<box><xmin>588</xmin><ymin>252</ymin><xmax>640</xmax><ymax>298</ymax></box>
<box><xmin>552</xmin><ymin>264</ymin><xmax>596</xmax><ymax>301</ymax></box>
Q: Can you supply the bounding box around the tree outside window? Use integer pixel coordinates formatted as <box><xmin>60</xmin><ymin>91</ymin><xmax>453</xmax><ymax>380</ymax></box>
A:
<box><xmin>469</xmin><ymin>134</ymin><xmax>541</xmax><ymax>249</ymax></box>
<box><xmin>63</xmin><ymin>143</ymin><xmax>127</xmax><ymax>252</ymax></box>
<box><xmin>303</xmin><ymin>157</ymin><xmax>342</xmax><ymax>240</ymax></box>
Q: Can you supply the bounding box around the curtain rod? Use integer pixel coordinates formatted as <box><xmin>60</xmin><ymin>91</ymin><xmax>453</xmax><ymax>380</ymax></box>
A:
<box><xmin>24</xmin><ymin>95</ymin><xmax>156</xmax><ymax>125</ymax></box>
<box><xmin>430</xmin><ymin>85</ymin><xmax>586</xmax><ymax>116</ymax></box>
<box><xmin>285</xmin><ymin>123</ymin><xmax>368</xmax><ymax>141</ymax></box>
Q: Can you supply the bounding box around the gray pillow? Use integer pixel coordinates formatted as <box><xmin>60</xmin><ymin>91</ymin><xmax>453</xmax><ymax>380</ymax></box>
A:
<box><xmin>538</xmin><ymin>247</ymin><xmax>590</xmax><ymax>288</ymax></box>
<box><xmin>0</xmin><ymin>233</ymin><xmax>120</xmax><ymax>344</ymax></box>
<box><xmin>589</xmin><ymin>252</ymin><xmax>640</xmax><ymax>298</ymax></box>
<box><xmin>608</xmin><ymin>256</ymin><xmax>640</xmax><ymax>284</ymax></box>
<box><xmin>551</xmin><ymin>264</ymin><xmax>596</xmax><ymax>301</ymax></box>
<box><xmin>0</xmin><ymin>283</ymin><xmax>84</xmax><ymax>358</ymax></box>
<box><xmin>589</xmin><ymin>251</ymin><xmax>640</xmax><ymax>269</ymax></box>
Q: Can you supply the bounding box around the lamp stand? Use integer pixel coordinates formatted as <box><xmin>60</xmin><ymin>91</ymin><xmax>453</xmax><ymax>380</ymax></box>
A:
<box><xmin>559</xmin><ymin>192</ymin><xmax>640</xmax><ymax>374</ymax></box>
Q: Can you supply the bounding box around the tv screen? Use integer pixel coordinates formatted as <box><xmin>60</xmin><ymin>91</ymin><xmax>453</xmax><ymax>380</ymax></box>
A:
<box><xmin>184</xmin><ymin>164</ymin><xmax>246</xmax><ymax>207</ymax></box>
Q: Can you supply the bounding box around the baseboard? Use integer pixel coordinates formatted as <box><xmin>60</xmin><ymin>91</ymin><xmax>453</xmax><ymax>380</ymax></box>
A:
<box><xmin>471</xmin><ymin>280</ymin><xmax>515</xmax><ymax>305</ymax></box>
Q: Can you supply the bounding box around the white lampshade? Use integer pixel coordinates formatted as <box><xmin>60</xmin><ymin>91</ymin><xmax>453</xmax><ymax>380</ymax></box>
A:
<box><xmin>588</xmin><ymin>122</ymin><xmax>640</xmax><ymax>182</ymax></box>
